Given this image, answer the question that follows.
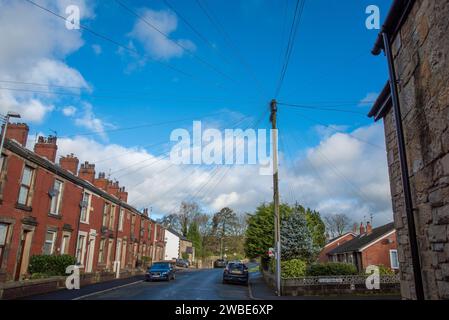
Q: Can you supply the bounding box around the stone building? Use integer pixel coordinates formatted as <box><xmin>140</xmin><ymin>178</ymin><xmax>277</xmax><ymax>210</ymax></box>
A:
<box><xmin>369</xmin><ymin>0</ymin><xmax>449</xmax><ymax>299</ymax></box>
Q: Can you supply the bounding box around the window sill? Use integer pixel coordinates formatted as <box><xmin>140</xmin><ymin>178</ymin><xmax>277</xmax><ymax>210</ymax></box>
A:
<box><xmin>80</xmin><ymin>221</ymin><xmax>90</xmax><ymax>225</ymax></box>
<box><xmin>48</xmin><ymin>213</ymin><xmax>62</xmax><ymax>220</ymax></box>
<box><xmin>15</xmin><ymin>203</ymin><xmax>32</xmax><ymax>212</ymax></box>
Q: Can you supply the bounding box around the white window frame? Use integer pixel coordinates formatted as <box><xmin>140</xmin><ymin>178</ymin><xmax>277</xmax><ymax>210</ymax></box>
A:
<box><xmin>109</xmin><ymin>205</ymin><xmax>116</xmax><ymax>230</ymax></box>
<box><xmin>98</xmin><ymin>238</ymin><xmax>106</xmax><ymax>264</ymax></box>
<box><xmin>75</xmin><ymin>232</ymin><xmax>88</xmax><ymax>265</ymax></box>
<box><xmin>118</xmin><ymin>208</ymin><xmax>124</xmax><ymax>232</ymax></box>
<box><xmin>0</xmin><ymin>223</ymin><xmax>10</xmax><ymax>264</ymax></box>
<box><xmin>18</xmin><ymin>166</ymin><xmax>34</xmax><ymax>206</ymax></box>
<box><xmin>390</xmin><ymin>249</ymin><xmax>399</xmax><ymax>269</ymax></box>
<box><xmin>80</xmin><ymin>191</ymin><xmax>92</xmax><ymax>224</ymax></box>
<box><xmin>44</xmin><ymin>230</ymin><xmax>57</xmax><ymax>255</ymax></box>
<box><xmin>50</xmin><ymin>179</ymin><xmax>64</xmax><ymax>215</ymax></box>
<box><xmin>102</xmin><ymin>203</ymin><xmax>110</xmax><ymax>227</ymax></box>
<box><xmin>60</xmin><ymin>232</ymin><xmax>70</xmax><ymax>254</ymax></box>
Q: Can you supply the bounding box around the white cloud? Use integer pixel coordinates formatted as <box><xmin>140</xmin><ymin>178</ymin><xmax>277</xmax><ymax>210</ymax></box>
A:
<box><xmin>359</xmin><ymin>92</ymin><xmax>378</xmax><ymax>107</ymax></box>
<box><xmin>128</xmin><ymin>8</ymin><xmax>196</xmax><ymax>61</ymax></box>
<box><xmin>74</xmin><ymin>104</ymin><xmax>112</xmax><ymax>141</ymax></box>
<box><xmin>51</xmin><ymin>122</ymin><xmax>392</xmax><ymax>227</ymax></box>
<box><xmin>62</xmin><ymin>106</ymin><xmax>77</xmax><ymax>117</ymax></box>
<box><xmin>0</xmin><ymin>0</ymin><xmax>93</xmax><ymax>122</ymax></box>
<box><xmin>92</xmin><ymin>44</ymin><xmax>102</xmax><ymax>55</ymax></box>
<box><xmin>0</xmin><ymin>90</ymin><xmax>54</xmax><ymax>123</ymax></box>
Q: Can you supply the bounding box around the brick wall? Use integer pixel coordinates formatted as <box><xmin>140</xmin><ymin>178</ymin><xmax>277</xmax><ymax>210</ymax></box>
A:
<box><xmin>0</xmin><ymin>136</ymin><xmax>165</xmax><ymax>282</ymax></box>
<box><xmin>361</xmin><ymin>232</ymin><xmax>398</xmax><ymax>271</ymax></box>
<box><xmin>318</xmin><ymin>233</ymin><xmax>356</xmax><ymax>263</ymax></box>
<box><xmin>382</xmin><ymin>0</ymin><xmax>449</xmax><ymax>299</ymax></box>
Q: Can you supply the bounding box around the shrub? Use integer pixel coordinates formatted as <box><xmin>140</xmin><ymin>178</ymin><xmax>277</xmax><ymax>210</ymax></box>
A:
<box><xmin>270</xmin><ymin>258</ymin><xmax>307</xmax><ymax>278</ymax></box>
<box><xmin>376</xmin><ymin>265</ymin><xmax>395</xmax><ymax>276</ymax></box>
<box><xmin>28</xmin><ymin>254</ymin><xmax>77</xmax><ymax>277</ymax></box>
<box><xmin>306</xmin><ymin>262</ymin><xmax>358</xmax><ymax>276</ymax></box>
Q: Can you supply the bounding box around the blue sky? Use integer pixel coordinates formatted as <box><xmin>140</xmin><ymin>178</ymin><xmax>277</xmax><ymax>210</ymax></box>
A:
<box><xmin>0</xmin><ymin>0</ymin><xmax>394</xmax><ymax>224</ymax></box>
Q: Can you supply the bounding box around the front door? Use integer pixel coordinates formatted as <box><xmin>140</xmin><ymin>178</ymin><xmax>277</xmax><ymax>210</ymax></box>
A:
<box><xmin>85</xmin><ymin>238</ymin><xmax>95</xmax><ymax>273</ymax></box>
<box><xmin>15</xmin><ymin>230</ymin><xmax>33</xmax><ymax>281</ymax></box>
<box><xmin>115</xmin><ymin>239</ymin><xmax>122</xmax><ymax>270</ymax></box>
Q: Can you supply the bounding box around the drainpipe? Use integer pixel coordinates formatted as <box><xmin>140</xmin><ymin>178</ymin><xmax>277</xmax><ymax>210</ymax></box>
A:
<box><xmin>381</xmin><ymin>31</ymin><xmax>425</xmax><ymax>300</ymax></box>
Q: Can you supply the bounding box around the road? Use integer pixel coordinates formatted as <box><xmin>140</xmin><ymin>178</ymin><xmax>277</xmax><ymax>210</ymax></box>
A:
<box><xmin>78</xmin><ymin>268</ymin><xmax>250</xmax><ymax>300</ymax></box>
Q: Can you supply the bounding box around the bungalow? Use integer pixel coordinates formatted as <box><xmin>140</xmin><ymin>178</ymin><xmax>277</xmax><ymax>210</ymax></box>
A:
<box><xmin>318</xmin><ymin>232</ymin><xmax>357</xmax><ymax>263</ymax></box>
<box><xmin>327</xmin><ymin>222</ymin><xmax>399</xmax><ymax>273</ymax></box>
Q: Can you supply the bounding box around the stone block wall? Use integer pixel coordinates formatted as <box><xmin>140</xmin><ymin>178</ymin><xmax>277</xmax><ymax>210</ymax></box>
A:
<box><xmin>383</xmin><ymin>0</ymin><xmax>449</xmax><ymax>299</ymax></box>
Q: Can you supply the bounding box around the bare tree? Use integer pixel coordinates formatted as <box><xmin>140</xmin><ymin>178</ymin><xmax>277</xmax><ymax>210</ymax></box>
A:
<box><xmin>178</xmin><ymin>201</ymin><xmax>201</xmax><ymax>237</ymax></box>
<box><xmin>324</xmin><ymin>214</ymin><xmax>352</xmax><ymax>238</ymax></box>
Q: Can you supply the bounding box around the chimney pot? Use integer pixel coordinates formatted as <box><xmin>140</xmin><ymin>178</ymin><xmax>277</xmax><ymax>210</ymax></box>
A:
<box><xmin>359</xmin><ymin>222</ymin><xmax>366</xmax><ymax>235</ymax></box>
<box><xmin>34</xmin><ymin>135</ymin><xmax>58</xmax><ymax>162</ymax></box>
<box><xmin>78</xmin><ymin>161</ymin><xmax>96</xmax><ymax>183</ymax></box>
<box><xmin>59</xmin><ymin>154</ymin><xmax>79</xmax><ymax>175</ymax></box>
<box><xmin>366</xmin><ymin>221</ymin><xmax>373</xmax><ymax>235</ymax></box>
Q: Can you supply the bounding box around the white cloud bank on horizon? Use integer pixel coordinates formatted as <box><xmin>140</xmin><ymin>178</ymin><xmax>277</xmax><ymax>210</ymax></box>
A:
<box><xmin>51</xmin><ymin>122</ymin><xmax>393</xmax><ymax>227</ymax></box>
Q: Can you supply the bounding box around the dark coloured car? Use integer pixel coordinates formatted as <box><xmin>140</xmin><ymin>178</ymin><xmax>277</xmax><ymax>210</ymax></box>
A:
<box><xmin>214</xmin><ymin>259</ymin><xmax>227</xmax><ymax>268</ymax></box>
<box><xmin>176</xmin><ymin>259</ymin><xmax>189</xmax><ymax>268</ymax></box>
<box><xmin>145</xmin><ymin>262</ymin><xmax>175</xmax><ymax>282</ymax></box>
<box><xmin>222</xmin><ymin>262</ymin><xmax>249</xmax><ymax>285</ymax></box>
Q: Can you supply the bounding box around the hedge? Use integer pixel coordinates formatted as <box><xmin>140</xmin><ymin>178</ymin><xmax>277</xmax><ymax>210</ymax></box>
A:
<box><xmin>271</xmin><ymin>259</ymin><xmax>307</xmax><ymax>278</ymax></box>
<box><xmin>28</xmin><ymin>254</ymin><xmax>77</xmax><ymax>277</ymax></box>
<box><xmin>306</xmin><ymin>262</ymin><xmax>358</xmax><ymax>276</ymax></box>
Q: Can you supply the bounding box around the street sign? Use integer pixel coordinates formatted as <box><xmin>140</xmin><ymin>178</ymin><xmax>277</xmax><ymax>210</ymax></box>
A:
<box><xmin>268</xmin><ymin>248</ymin><xmax>274</xmax><ymax>258</ymax></box>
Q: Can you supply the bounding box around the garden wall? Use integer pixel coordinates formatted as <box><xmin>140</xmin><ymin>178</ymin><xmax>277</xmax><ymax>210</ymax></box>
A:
<box><xmin>262</xmin><ymin>270</ymin><xmax>400</xmax><ymax>296</ymax></box>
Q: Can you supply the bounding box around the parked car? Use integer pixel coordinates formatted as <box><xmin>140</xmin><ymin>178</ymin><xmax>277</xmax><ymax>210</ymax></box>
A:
<box><xmin>214</xmin><ymin>259</ymin><xmax>227</xmax><ymax>268</ymax></box>
<box><xmin>145</xmin><ymin>262</ymin><xmax>176</xmax><ymax>282</ymax></box>
<box><xmin>222</xmin><ymin>262</ymin><xmax>249</xmax><ymax>285</ymax></box>
<box><xmin>176</xmin><ymin>259</ymin><xmax>189</xmax><ymax>268</ymax></box>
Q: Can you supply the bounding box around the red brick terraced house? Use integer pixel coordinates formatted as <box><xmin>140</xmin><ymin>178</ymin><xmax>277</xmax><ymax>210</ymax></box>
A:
<box><xmin>326</xmin><ymin>222</ymin><xmax>399</xmax><ymax>273</ymax></box>
<box><xmin>318</xmin><ymin>232</ymin><xmax>357</xmax><ymax>263</ymax></box>
<box><xmin>0</xmin><ymin>123</ymin><xmax>166</xmax><ymax>282</ymax></box>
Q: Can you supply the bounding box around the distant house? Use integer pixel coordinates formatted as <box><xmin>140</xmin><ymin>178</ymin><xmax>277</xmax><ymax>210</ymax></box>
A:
<box><xmin>326</xmin><ymin>222</ymin><xmax>399</xmax><ymax>272</ymax></box>
<box><xmin>164</xmin><ymin>228</ymin><xmax>181</xmax><ymax>261</ymax></box>
<box><xmin>318</xmin><ymin>232</ymin><xmax>357</xmax><ymax>263</ymax></box>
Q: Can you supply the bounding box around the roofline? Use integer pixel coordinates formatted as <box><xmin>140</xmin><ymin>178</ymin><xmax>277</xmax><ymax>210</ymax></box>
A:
<box><xmin>325</xmin><ymin>232</ymin><xmax>357</xmax><ymax>248</ymax></box>
<box><xmin>371</xmin><ymin>0</ymin><xmax>417</xmax><ymax>55</ymax></box>
<box><xmin>4</xmin><ymin>139</ymin><xmax>158</xmax><ymax>225</ymax></box>
<box><xmin>359</xmin><ymin>229</ymin><xmax>397</xmax><ymax>252</ymax></box>
<box><xmin>327</xmin><ymin>223</ymin><xmax>396</xmax><ymax>255</ymax></box>
<box><xmin>368</xmin><ymin>81</ymin><xmax>392</xmax><ymax>121</ymax></box>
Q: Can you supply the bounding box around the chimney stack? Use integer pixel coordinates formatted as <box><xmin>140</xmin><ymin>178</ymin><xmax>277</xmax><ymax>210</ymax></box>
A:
<box><xmin>107</xmin><ymin>180</ymin><xmax>120</xmax><ymax>197</ymax></box>
<box><xmin>118</xmin><ymin>187</ymin><xmax>128</xmax><ymax>202</ymax></box>
<box><xmin>142</xmin><ymin>208</ymin><xmax>149</xmax><ymax>217</ymax></box>
<box><xmin>359</xmin><ymin>222</ymin><xmax>366</xmax><ymax>235</ymax></box>
<box><xmin>94</xmin><ymin>172</ymin><xmax>109</xmax><ymax>190</ymax></box>
<box><xmin>352</xmin><ymin>223</ymin><xmax>358</xmax><ymax>234</ymax></box>
<box><xmin>59</xmin><ymin>153</ymin><xmax>79</xmax><ymax>175</ymax></box>
<box><xmin>3</xmin><ymin>123</ymin><xmax>29</xmax><ymax>147</ymax></box>
<box><xmin>366</xmin><ymin>221</ymin><xmax>373</xmax><ymax>235</ymax></box>
<box><xmin>34</xmin><ymin>135</ymin><xmax>58</xmax><ymax>162</ymax></box>
<box><xmin>78</xmin><ymin>161</ymin><xmax>95</xmax><ymax>183</ymax></box>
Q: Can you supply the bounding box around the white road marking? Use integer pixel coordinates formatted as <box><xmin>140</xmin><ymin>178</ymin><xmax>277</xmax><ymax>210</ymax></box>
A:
<box><xmin>72</xmin><ymin>280</ymin><xmax>143</xmax><ymax>300</ymax></box>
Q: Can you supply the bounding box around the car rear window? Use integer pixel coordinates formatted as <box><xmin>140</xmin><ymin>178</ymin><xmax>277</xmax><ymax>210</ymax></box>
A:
<box><xmin>151</xmin><ymin>263</ymin><xmax>169</xmax><ymax>269</ymax></box>
<box><xmin>228</xmin><ymin>263</ymin><xmax>244</xmax><ymax>270</ymax></box>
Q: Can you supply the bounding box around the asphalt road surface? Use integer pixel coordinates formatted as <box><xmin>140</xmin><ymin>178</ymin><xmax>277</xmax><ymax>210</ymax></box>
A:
<box><xmin>79</xmin><ymin>268</ymin><xmax>250</xmax><ymax>300</ymax></box>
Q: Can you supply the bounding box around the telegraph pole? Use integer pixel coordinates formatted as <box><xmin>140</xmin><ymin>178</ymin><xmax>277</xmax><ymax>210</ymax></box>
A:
<box><xmin>270</xmin><ymin>99</ymin><xmax>281</xmax><ymax>296</ymax></box>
